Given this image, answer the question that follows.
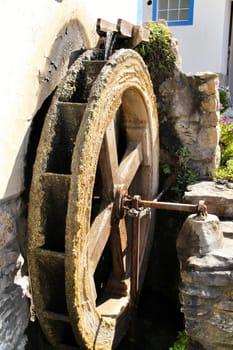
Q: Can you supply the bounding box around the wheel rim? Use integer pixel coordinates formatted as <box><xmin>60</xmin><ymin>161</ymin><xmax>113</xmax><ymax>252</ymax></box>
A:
<box><xmin>66</xmin><ymin>49</ymin><xmax>159</xmax><ymax>349</ymax></box>
<box><xmin>27</xmin><ymin>49</ymin><xmax>159</xmax><ymax>350</ymax></box>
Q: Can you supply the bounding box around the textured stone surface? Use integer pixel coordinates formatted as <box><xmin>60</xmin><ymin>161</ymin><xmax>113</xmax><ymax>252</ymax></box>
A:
<box><xmin>176</xmin><ymin>214</ymin><xmax>224</xmax><ymax>265</ymax></box>
<box><xmin>177</xmin><ymin>210</ymin><xmax>233</xmax><ymax>350</ymax></box>
<box><xmin>159</xmin><ymin>71</ymin><xmax>220</xmax><ymax>178</ymax></box>
<box><xmin>0</xmin><ymin>197</ymin><xmax>29</xmax><ymax>349</ymax></box>
<box><xmin>184</xmin><ymin>181</ymin><xmax>233</xmax><ymax>218</ymax></box>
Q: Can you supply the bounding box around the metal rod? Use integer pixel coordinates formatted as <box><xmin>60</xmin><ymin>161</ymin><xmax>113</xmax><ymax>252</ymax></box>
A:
<box><xmin>139</xmin><ymin>199</ymin><xmax>198</xmax><ymax>213</ymax></box>
<box><xmin>130</xmin><ymin>213</ymin><xmax>140</xmax><ymax>308</ymax></box>
<box><xmin>128</xmin><ymin>197</ymin><xmax>141</xmax><ymax>343</ymax></box>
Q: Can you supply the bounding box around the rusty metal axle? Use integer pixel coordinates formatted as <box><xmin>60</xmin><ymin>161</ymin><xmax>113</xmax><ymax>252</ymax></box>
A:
<box><xmin>123</xmin><ymin>195</ymin><xmax>199</xmax><ymax>214</ymax></box>
<box><xmin>139</xmin><ymin>199</ymin><xmax>198</xmax><ymax>213</ymax></box>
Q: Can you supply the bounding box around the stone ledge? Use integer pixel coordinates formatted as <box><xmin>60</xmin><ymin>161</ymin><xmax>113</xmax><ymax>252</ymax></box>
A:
<box><xmin>184</xmin><ymin>181</ymin><xmax>233</xmax><ymax>218</ymax></box>
<box><xmin>221</xmin><ymin>221</ymin><xmax>233</xmax><ymax>238</ymax></box>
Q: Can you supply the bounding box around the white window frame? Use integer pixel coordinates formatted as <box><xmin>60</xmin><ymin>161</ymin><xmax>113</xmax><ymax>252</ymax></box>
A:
<box><xmin>152</xmin><ymin>0</ymin><xmax>194</xmax><ymax>26</ymax></box>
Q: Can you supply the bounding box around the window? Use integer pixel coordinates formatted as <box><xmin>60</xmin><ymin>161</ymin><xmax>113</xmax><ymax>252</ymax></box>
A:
<box><xmin>152</xmin><ymin>0</ymin><xmax>194</xmax><ymax>26</ymax></box>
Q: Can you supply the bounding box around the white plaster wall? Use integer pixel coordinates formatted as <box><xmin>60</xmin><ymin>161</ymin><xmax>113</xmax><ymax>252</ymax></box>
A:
<box><xmin>84</xmin><ymin>0</ymin><xmax>138</xmax><ymax>24</ymax></box>
<box><xmin>142</xmin><ymin>0</ymin><xmax>231</xmax><ymax>75</ymax></box>
<box><xmin>171</xmin><ymin>0</ymin><xmax>230</xmax><ymax>74</ymax></box>
<box><xmin>0</xmin><ymin>0</ymin><xmax>138</xmax><ymax>200</ymax></box>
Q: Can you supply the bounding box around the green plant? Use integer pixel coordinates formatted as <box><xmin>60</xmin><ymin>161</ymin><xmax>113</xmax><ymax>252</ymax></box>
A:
<box><xmin>215</xmin><ymin>115</ymin><xmax>233</xmax><ymax>181</ymax></box>
<box><xmin>161</xmin><ymin>163</ymin><xmax>172</xmax><ymax>175</ymax></box>
<box><xmin>169</xmin><ymin>331</ymin><xmax>188</xmax><ymax>350</ymax></box>
<box><xmin>219</xmin><ymin>88</ymin><xmax>230</xmax><ymax>112</ymax></box>
<box><xmin>135</xmin><ymin>22</ymin><xmax>177</xmax><ymax>94</ymax></box>
<box><xmin>216</xmin><ymin>160</ymin><xmax>233</xmax><ymax>181</ymax></box>
<box><xmin>219</xmin><ymin>116</ymin><xmax>233</xmax><ymax>165</ymax></box>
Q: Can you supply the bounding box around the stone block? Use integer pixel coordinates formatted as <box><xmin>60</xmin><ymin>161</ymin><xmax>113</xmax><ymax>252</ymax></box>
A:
<box><xmin>177</xmin><ymin>208</ymin><xmax>233</xmax><ymax>350</ymax></box>
<box><xmin>177</xmin><ymin>214</ymin><xmax>224</xmax><ymax>264</ymax></box>
<box><xmin>184</xmin><ymin>181</ymin><xmax>233</xmax><ymax>218</ymax></box>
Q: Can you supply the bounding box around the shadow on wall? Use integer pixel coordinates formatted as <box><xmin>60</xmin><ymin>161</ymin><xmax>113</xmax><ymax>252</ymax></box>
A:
<box><xmin>0</xmin><ymin>18</ymin><xmax>90</xmax><ymax>349</ymax></box>
<box><xmin>4</xmin><ymin>19</ymin><xmax>89</xmax><ymax>199</ymax></box>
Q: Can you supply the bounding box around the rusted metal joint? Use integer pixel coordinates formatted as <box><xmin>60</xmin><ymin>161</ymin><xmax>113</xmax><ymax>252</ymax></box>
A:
<box><xmin>122</xmin><ymin>193</ymin><xmax>208</xmax><ymax>218</ymax></box>
<box><xmin>113</xmin><ymin>185</ymin><xmax>128</xmax><ymax>219</ymax></box>
<box><xmin>194</xmin><ymin>200</ymin><xmax>208</xmax><ymax>221</ymax></box>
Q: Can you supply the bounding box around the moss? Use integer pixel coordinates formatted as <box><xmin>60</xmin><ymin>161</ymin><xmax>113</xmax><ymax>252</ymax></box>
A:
<box><xmin>135</xmin><ymin>22</ymin><xmax>177</xmax><ymax>95</ymax></box>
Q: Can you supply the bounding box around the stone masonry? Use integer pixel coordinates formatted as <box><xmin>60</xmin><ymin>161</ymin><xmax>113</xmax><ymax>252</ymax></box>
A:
<box><xmin>177</xmin><ymin>182</ymin><xmax>233</xmax><ymax>350</ymax></box>
<box><xmin>0</xmin><ymin>197</ymin><xmax>29</xmax><ymax>350</ymax></box>
<box><xmin>159</xmin><ymin>70</ymin><xmax>221</xmax><ymax>178</ymax></box>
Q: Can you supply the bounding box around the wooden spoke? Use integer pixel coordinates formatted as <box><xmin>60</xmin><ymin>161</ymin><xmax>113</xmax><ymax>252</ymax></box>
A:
<box><xmin>88</xmin><ymin>203</ymin><xmax>113</xmax><ymax>271</ymax></box>
<box><xmin>110</xmin><ymin>217</ymin><xmax>128</xmax><ymax>278</ymax></box>
<box><xmin>117</xmin><ymin>141</ymin><xmax>142</xmax><ymax>187</ymax></box>
<box><xmin>99</xmin><ymin>119</ymin><xmax>118</xmax><ymax>199</ymax></box>
<box><xmin>118</xmin><ymin>218</ymin><xmax>128</xmax><ymax>272</ymax></box>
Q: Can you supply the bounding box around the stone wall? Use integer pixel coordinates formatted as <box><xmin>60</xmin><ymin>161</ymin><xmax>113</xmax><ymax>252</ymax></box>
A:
<box><xmin>177</xmin><ymin>214</ymin><xmax>233</xmax><ymax>350</ymax></box>
<box><xmin>0</xmin><ymin>196</ymin><xmax>29</xmax><ymax>349</ymax></box>
<box><xmin>158</xmin><ymin>69</ymin><xmax>220</xmax><ymax>178</ymax></box>
<box><xmin>139</xmin><ymin>23</ymin><xmax>221</xmax><ymax>180</ymax></box>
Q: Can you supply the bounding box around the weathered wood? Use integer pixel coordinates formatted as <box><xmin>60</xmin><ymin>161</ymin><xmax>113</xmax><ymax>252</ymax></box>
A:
<box><xmin>132</xmin><ymin>25</ymin><xmax>150</xmax><ymax>47</ymax></box>
<box><xmin>96</xmin><ymin>18</ymin><xmax>117</xmax><ymax>36</ymax></box>
<box><xmin>117</xmin><ymin>18</ymin><xmax>134</xmax><ymax>37</ymax></box>
<box><xmin>99</xmin><ymin>119</ymin><xmax>118</xmax><ymax>199</ymax></box>
<box><xmin>42</xmin><ymin>310</ymin><xmax>69</xmax><ymax>323</ymax></box>
<box><xmin>28</xmin><ymin>49</ymin><xmax>159</xmax><ymax>350</ymax></box>
<box><xmin>88</xmin><ymin>204</ymin><xmax>113</xmax><ymax>271</ymax></box>
<box><xmin>110</xmin><ymin>218</ymin><xmax>127</xmax><ymax>278</ymax></box>
<box><xmin>117</xmin><ymin>141</ymin><xmax>142</xmax><ymax>188</ymax></box>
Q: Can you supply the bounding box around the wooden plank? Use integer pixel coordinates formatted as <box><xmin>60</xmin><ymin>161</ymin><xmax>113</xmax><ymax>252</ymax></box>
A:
<box><xmin>96</xmin><ymin>18</ymin><xmax>117</xmax><ymax>36</ymax></box>
<box><xmin>88</xmin><ymin>204</ymin><xmax>113</xmax><ymax>271</ymax></box>
<box><xmin>132</xmin><ymin>25</ymin><xmax>150</xmax><ymax>47</ymax></box>
<box><xmin>117</xmin><ymin>19</ymin><xmax>134</xmax><ymax>37</ymax></box>
<box><xmin>99</xmin><ymin>119</ymin><xmax>118</xmax><ymax>199</ymax></box>
<box><xmin>42</xmin><ymin>310</ymin><xmax>69</xmax><ymax>323</ymax></box>
<box><xmin>33</xmin><ymin>248</ymin><xmax>65</xmax><ymax>261</ymax></box>
<box><xmin>117</xmin><ymin>141</ymin><xmax>142</xmax><ymax>188</ymax></box>
<box><xmin>110</xmin><ymin>218</ymin><xmax>127</xmax><ymax>278</ymax></box>
<box><xmin>97</xmin><ymin>295</ymin><xmax>129</xmax><ymax>317</ymax></box>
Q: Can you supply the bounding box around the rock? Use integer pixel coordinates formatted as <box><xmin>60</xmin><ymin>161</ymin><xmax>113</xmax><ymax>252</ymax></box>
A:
<box><xmin>0</xmin><ymin>198</ymin><xmax>29</xmax><ymax>349</ymax></box>
<box><xmin>159</xmin><ymin>71</ymin><xmax>220</xmax><ymax>178</ymax></box>
<box><xmin>177</xmin><ymin>213</ymin><xmax>233</xmax><ymax>350</ymax></box>
<box><xmin>184</xmin><ymin>181</ymin><xmax>233</xmax><ymax>218</ymax></box>
<box><xmin>221</xmin><ymin>221</ymin><xmax>233</xmax><ymax>238</ymax></box>
<box><xmin>176</xmin><ymin>214</ymin><xmax>224</xmax><ymax>265</ymax></box>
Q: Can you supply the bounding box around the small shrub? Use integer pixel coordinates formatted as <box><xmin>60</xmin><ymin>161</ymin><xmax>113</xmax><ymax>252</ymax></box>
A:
<box><xmin>135</xmin><ymin>22</ymin><xmax>177</xmax><ymax>94</ymax></box>
<box><xmin>215</xmin><ymin>87</ymin><xmax>233</xmax><ymax>181</ymax></box>
<box><xmin>216</xmin><ymin>159</ymin><xmax>233</xmax><ymax>182</ymax></box>
<box><xmin>215</xmin><ymin>115</ymin><xmax>233</xmax><ymax>181</ymax></box>
<box><xmin>218</xmin><ymin>116</ymin><xmax>233</xmax><ymax>165</ymax></box>
<box><xmin>169</xmin><ymin>331</ymin><xmax>188</xmax><ymax>350</ymax></box>
<box><xmin>219</xmin><ymin>87</ymin><xmax>231</xmax><ymax>112</ymax></box>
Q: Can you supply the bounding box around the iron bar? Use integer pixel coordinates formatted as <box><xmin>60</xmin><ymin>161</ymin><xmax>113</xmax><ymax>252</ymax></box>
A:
<box><xmin>139</xmin><ymin>199</ymin><xmax>198</xmax><ymax>213</ymax></box>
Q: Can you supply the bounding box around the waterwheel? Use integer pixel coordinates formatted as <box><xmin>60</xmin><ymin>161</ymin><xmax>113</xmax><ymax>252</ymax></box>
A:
<box><xmin>27</xmin><ymin>48</ymin><xmax>159</xmax><ymax>349</ymax></box>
